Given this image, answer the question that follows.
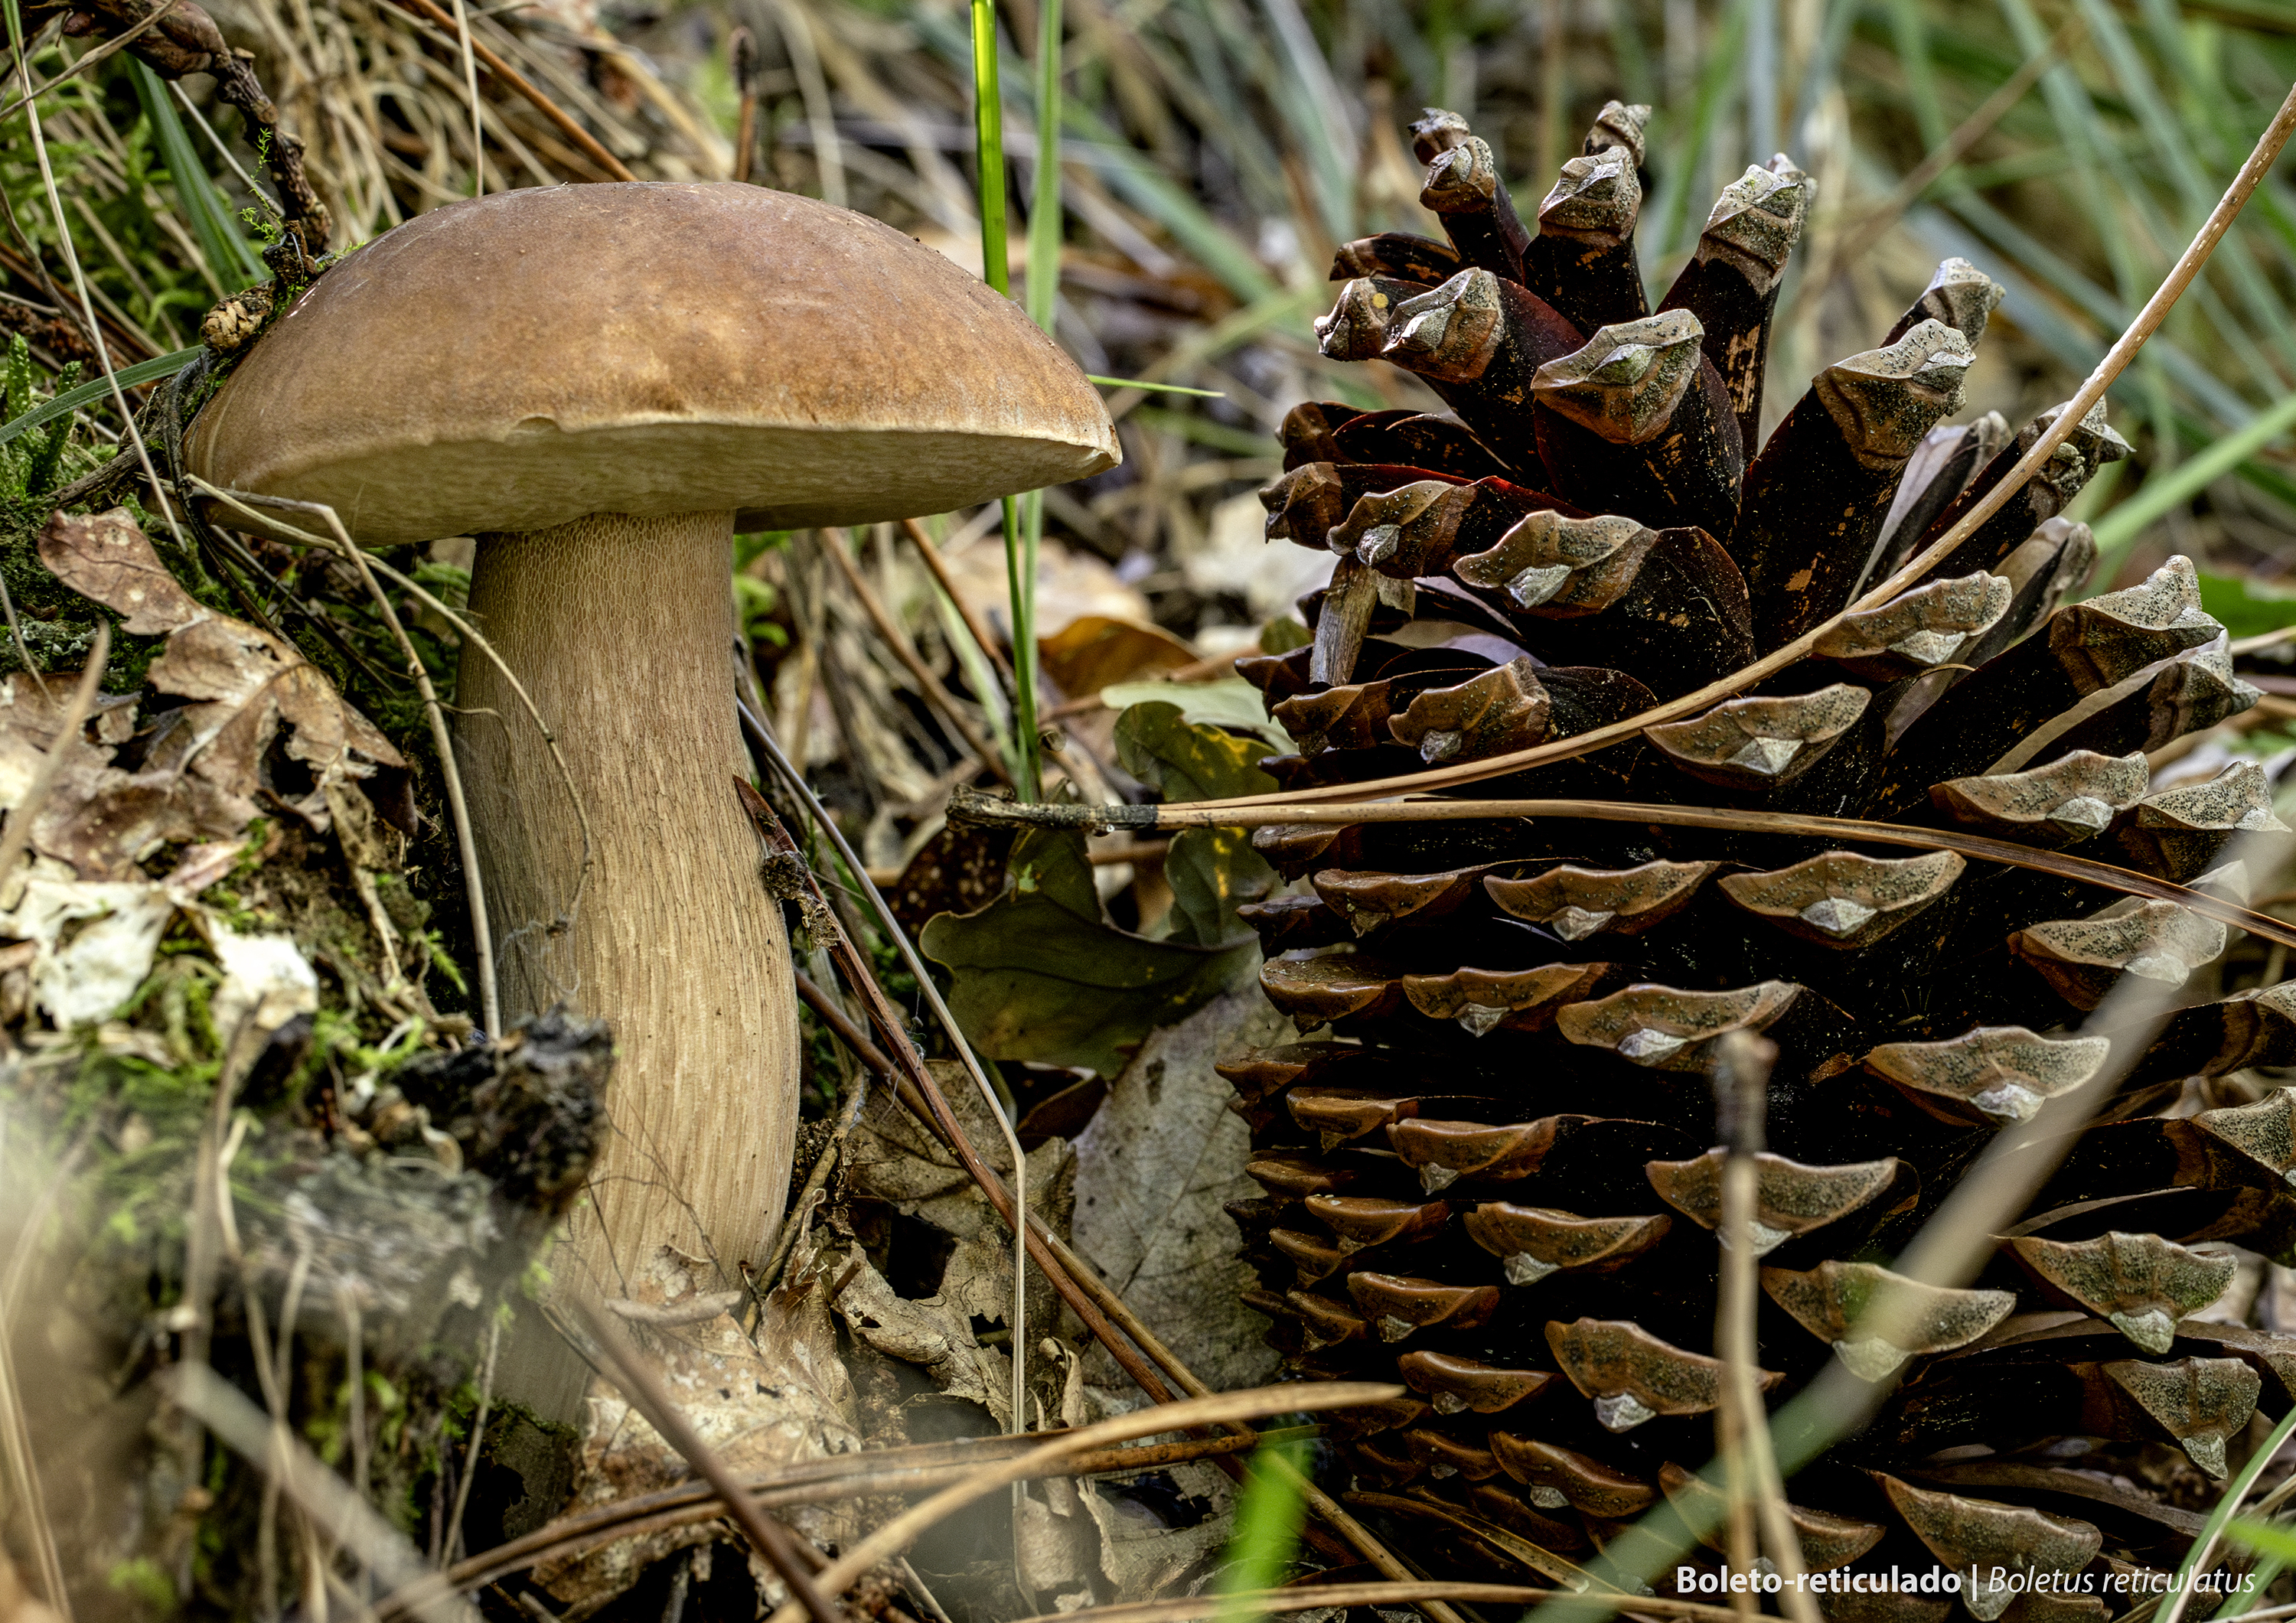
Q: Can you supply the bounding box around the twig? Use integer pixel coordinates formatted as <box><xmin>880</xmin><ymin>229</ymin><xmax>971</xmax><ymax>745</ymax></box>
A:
<box><xmin>1711</xmin><ymin>1034</ymin><xmax>1819</xmax><ymax>1623</ymax></box>
<box><xmin>739</xmin><ymin>709</ymin><xmax>1032</xmax><ymax>1439</ymax></box>
<box><xmin>382</xmin><ymin>0</ymin><xmax>638</xmax><ymax>181</ymax></box>
<box><xmin>448</xmin><ymin>0</ymin><xmax>484</xmax><ymax>196</ymax></box>
<box><xmin>820</xmin><ymin>527</ymin><xmax>1012</xmax><ymax>785</ymax></box>
<box><xmin>443</xmin><ymin>1312</ymin><xmax>503</xmax><ymax>1563</ymax></box>
<box><xmin>899</xmin><ymin>517</ymin><xmax>1015</xmax><ymax>691</ymax></box>
<box><xmin>747</xmin><ymin>714</ymin><xmax>1474</xmax><ymax>1623</ymax></box>
<box><xmin>0</xmin><ymin>624</ymin><xmax>105</xmax><ymax>908</ymax></box>
<box><xmin>947</xmin><ymin>790</ymin><xmax>2296</xmax><ymax>952</ymax></box>
<box><xmin>759</xmin><ymin>1384</ymin><xmax>1403</xmax><ymax>1623</ymax></box>
<box><xmin>0</xmin><ymin>0</ymin><xmax>186</xmax><ymax>125</ymax></box>
<box><xmin>414</xmin><ymin>1427</ymin><xmax>1319</xmax><ymax>1605</ymax></box>
<box><xmin>794</xmin><ymin>968</ymin><xmax>897</xmax><ymax>1075</ymax></box>
<box><xmin>1177</xmin><ymin>77</ymin><xmax>2296</xmax><ymax>817</ymax></box>
<box><xmin>755</xmin><ymin>1073</ymin><xmax>869</xmax><ymax>1293</ymax></box>
<box><xmin>181</xmin><ymin>479</ymin><xmax>504</xmax><ymax>1035</ymax></box>
<box><xmin>569</xmin><ymin>1299</ymin><xmax>846</xmax><ymax>1621</ymax></box>
<box><xmin>1009</xmin><ymin>1588</ymin><xmax>1756</xmax><ymax>1623</ymax></box>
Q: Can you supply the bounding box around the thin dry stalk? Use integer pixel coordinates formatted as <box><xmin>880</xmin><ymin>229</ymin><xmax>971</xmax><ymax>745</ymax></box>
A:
<box><xmin>0</xmin><ymin>32</ymin><xmax>181</xmax><ymax>547</ymax></box>
<box><xmin>739</xmin><ymin>715</ymin><xmax>1032</xmax><ymax>1437</ymax></box>
<box><xmin>424</xmin><ymin>1426</ymin><xmax>1316</xmax><ymax>1603</ymax></box>
<box><xmin>1712</xmin><ymin>1035</ymin><xmax>1818</xmax><ymax>1623</ymax></box>
<box><xmin>441</xmin><ymin>1313</ymin><xmax>501</xmax><ymax>1563</ymax></box>
<box><xmin>446</xmin><ymin>0</ymin><xmax>484</xmax><ymax>197</ymax></box>
<box><xmin>952</xmin><ymin>792</ymin><xmax>2296</xmax><ymax>952</ymax></box>
<box><xmin>759</xmin><ymin>1384</ymin><xmax>1403</xmax><ymax>1623</ymax></box>
<box><xmin>820</xmin><ymin>528</ymin><xmax>1012</xmax><ymax>785</ymax></box>
<box><xmin>0</xmin><ymin>0</ymin><xmax>186</xmax><ymax>123</ymax></box>
<box><xmin>899</xmin><ymin>517</ymin><xmax>1016</xmax><ymax>691</ymax></box>
<box><xmin>748</xmin><ymin>722</ymin><xmax>1476</xmax><ymax>1621</ymax></box>
<box><xmin>184</xmin><ymin>479</ymin><xmax>506</xmax><ymax>1035</ymax></box>
<box><xmin>0</xmin><ymin>625</ymin><xmax>105</xmax><ymax>908</ymax></box>
<box><xmin>1010</xmin><ymin>1588</ymin><xmax>1760</xmax><ymax>1623</ymax></box>
<box><xmin>568</xmin><ymin>1299</ymin><xmax>846</xmax><ymax>1623</ymax></box>
<box><xmin>755</xmin><ymin>1074</ymin><xmax>869</xmax><ymax>1292</ymax></box>
<box><xmin>383</xmin><ymin>0</ymin><xmax>636</xmax><ymax>181</ymax></box>
<box><xmin>170</xmin><ymin>1364</ymin><xmax>473</xmax><ymax>1623</ymax></box>
<box><xmin>1180</xmin><ymin>78</ymin><xmax>2296</xmax><ymax>816</ymax></box>
<box><xmin>0</xmin><ymin>1175</ymin><xmax>77</xmax><ymax>1621</ymax></box>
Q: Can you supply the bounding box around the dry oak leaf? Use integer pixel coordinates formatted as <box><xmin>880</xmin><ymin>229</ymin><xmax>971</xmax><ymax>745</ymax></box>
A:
<box><xmin>38</xmin><ymin>509</ymin><xmax>403</xmax><ymax>837</ymax></box>
<box><xmin>539</xmin><ymin>1245</ymin><xmax>863</xmax><ymax>1617</ymax></box>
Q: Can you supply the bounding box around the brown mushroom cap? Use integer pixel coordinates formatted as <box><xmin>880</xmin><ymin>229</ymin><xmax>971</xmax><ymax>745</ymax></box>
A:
<box><xmin>184</xmin><ymin>182</ymin><xmax>1120</xmax><ymax>543</ymax></box>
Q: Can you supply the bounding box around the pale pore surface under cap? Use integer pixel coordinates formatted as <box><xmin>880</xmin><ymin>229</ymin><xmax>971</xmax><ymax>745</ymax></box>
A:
<box><xmin>185</xmin><ymin>181</ymin><xmax>1120</xmax><ymax>544</ymax></box>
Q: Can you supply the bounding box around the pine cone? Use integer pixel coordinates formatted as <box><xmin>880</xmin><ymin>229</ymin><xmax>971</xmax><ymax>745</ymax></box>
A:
<box><xmin>1226</xmin><ymin>100</ymin><xmax>2296</xmax><ymax>1600</ymax></box>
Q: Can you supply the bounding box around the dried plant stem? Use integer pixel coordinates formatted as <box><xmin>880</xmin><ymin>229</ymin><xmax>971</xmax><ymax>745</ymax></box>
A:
<box><xmin>0</xmin><ymin>624</ymin><xmax>104</xmax><ymax>908</ymax></box>
<box><xmin>0</xmin><ymin>0</ymin><xmax>184</xmax><ymax>122</ymax></box>
<box><xmin>184</xmin><ymin>479</ymin><xmax>507</xmax><ymax>1033</ymax></box>
<box><xmin>900</xmin><ymin>517</ymin><xmax>1015</xmax><ymax>690</ymax></box>
<box><xmin>1712</xmin><ymin>1036</ymin><xmax>1818</xmax><ymax>1623</ymax></box>
<box><xmin>760</xmin><ymin>1384</ymin><xmax>1403</xmax><ymax>1623</ymax></box>
<box><xmin>1011</xmin><ymin>1589</ymin><xmax>1755</xmax><ymax>1623</ymax></box>
<box><xmin>951</xmin><ymin>790</ymin><xmax>2296</xmax><ymax>951</ymax></box>
<box><xmin>171</xmin><ymin>1365</ymin><xmax>475</xmax><ymax>1623</ymax></box>
<box><xmin>447</xmin><ymin>0</ymin><xmax>483</xmax><ymax>196</ymax></box>
<box><xmin>442</xmin><ymin>1313</ymin><xmax>501</xmax><ymax>1564</ymax></box>
<box><xmin>820</xmin><ymin>527</ymin><xmax>1012</xmax><ymax>784</ymax></box>
<box><xmin>1182</xmin><ymin>77</ymin><xmax>2296</xmax><ymax>816</ymax></box>
<box><xmin>739</xmin><ymin>712</ymin><xmax>1032</xmax><ymax>1438</ymax></box>
<box><xmin>383</xmin><ymin>0</ymin><xmax>636</xmax><ymax>181</ymax></box>
<box><xmin>425</xmin><ymin>1426</ymin><xmax>1318</xmax><ymax>1603</ymax></box>
<box><xmin>569</xmin><ymin>1299</ymin><xmax>846</xmax><ymax>1623</ymax></box>
<box><xmin>755</xmin><ymin>1072</ymin><xmax>868</xmax><ymax>1292</ymax></box>
<box><xmin>1</xmin><ymin>8</ymin><xmax>182</xmax><ymax>549</ymax></box>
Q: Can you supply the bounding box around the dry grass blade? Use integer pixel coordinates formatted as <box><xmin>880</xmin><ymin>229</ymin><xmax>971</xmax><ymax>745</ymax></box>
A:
<box><xmin>167</xmin><ymin>1364</ymin><xmax>474</xmax><ymax>1623</ymax></box>
<box><xmin>1010</xmin><ymin>1588</ymin><xmax>1763</xmax><ymax>1623</ymax></box>
<box><xmin>383</xmin><ymin>0</ymin><xmax>637</xmax><ymax>181</ymax></box>
<box><xmin>1815</xmin><ymin>13</ymin><xmax>2086</xmax><ymax>283</ymax></box>
<box><xmin>0</xmin><ymin>624</ymin><xmax>103</xmax><ymax>908</ymax></box>
<box><xmin>953</xmin><ymin>791</ymin><xmax>2296</xmax><ymax>951</ymax></box>
<box><xmin>820</xmin><ymin>527</ymin><xmax>1011</xmax><ymax>784</ymax></box>
<box><xmin>0</xmin><ymin>0</ymin><xmax>185</xmax><ymax>122</ymax></box>
<box><xmin>901</xmin><ymin>517</ymin><xmax>1016</xmax><ymax>692</ymax></box>
<box><xmin>739</xmin><ymin>714</ymin><xmax>1032</xmax><ymax>1436</ymax></box>
<box><xmin>1713</xmin><ymin>1035</ymin><xmax>1818</xmax><ymax>1623</ymax></box>
<box><xmin>1176</xmin><ymin>77</ymin><xmax>2296</xmax><ymax>816</ymax></box>
<box><xmin>569</xmin><ymin>1299</ymin><xmax>846</xmax><ymax>1622</ymax></box>
<box><xmin>758</xmin><ymin>1383</ymin><xmax>1404</xmax><ymax>1623</ymax></box>
<box><xmin>424</xmin><ymin>1426</ymin><xmax>1316</xmax><ymax>1602</ymax></box>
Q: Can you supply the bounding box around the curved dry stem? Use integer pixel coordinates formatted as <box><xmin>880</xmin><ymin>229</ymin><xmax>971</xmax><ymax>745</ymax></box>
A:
<box><xmin>980</xmin><ymin>794</ymin><xmax>2296</xmax><ymax>951</ymax></box>
<box><xmin>1186</xmin><ymin>76</ymin><xmax>2296</xmax><ymax>816</ymax></box>
<box><xmin>182</xmin><ymin>477</ymin><xmax>507</xmax><ymax>1033</ymax></box>
<box><xmin>1009</xmin><ymin>1587</ymin><xmax>1759</xmax><ymax>1623</ymax></box>
<box><xmin>760</xmin><ymin>1383</ymin><xmax>1405</xmax><ymax>1623</ymax></box>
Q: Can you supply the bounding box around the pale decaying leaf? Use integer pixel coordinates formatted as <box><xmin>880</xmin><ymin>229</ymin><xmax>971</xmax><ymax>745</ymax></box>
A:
<box><xmin>0</xmin><ymin>858</ymin><xmax>321</xmax><ymax>1031</ymax></box>
<box><xmin>1071</xmin><ymin>986</ymin><xmax>1287</xmax><ymax>1406</ymax></box>
<box><xmin>837</xmin><ymin>1062</ymin><xmax>1076</xmax><ymax>1415</ymax></box>
<box><xmin>538</xmin><ymin>1243</ymin><xmax>864</xmax><ymax>1618</ymax></box>
<box><xmin>22</xmin><ymin>510</ymin><xmax>405</xmax><ymax>877</ymax></box>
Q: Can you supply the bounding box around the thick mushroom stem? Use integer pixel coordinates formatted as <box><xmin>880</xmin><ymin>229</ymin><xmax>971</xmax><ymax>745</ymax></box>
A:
<box><xmin>457</xmin><ymin>508</ymin><xmax>800</xmax><ymax>1340</ymax></box>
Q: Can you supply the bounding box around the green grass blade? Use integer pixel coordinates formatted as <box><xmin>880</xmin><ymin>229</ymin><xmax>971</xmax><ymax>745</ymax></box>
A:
<box><xmin>1214</xmin><ymin>1437</ymin><xmax>1309</xmax><ymax>1620</ymax></box>
<box><xmin>2156</xmin><ymin>1404</ymin><xmax>2296</xmax><ymax>1623</ymax></box>
<box><xmin>128</xmin><ymin>60</ymin><xmax>263</xmax><ymax>288</ymax></box>
<box><xmin>2090</xmin><ymin>386</ymin><xmax>2296</xmax><ymax>570</ymax></box>
<box><xmin>0</xmin><ymin>347</ymin><xmax>197</xmax><ymax>448</ymax></box>
<box><xmin>970</xmin><ymin>0</ymin><xmax>1013</xmax><ymax>297</ymax></box>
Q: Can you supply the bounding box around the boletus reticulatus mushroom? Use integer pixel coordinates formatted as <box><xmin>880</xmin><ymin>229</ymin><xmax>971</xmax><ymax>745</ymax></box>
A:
<box><xmin>184</xmin><ymin>183</ymin><xmax>1118</xmax><ymax>1390</ymax></box>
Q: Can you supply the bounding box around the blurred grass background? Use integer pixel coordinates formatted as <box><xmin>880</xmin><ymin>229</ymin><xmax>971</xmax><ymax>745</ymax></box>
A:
<box><xmin>13</xmin><ymin>0</ymin><xmax>2296</xmax><ymax>858</ymax></box>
